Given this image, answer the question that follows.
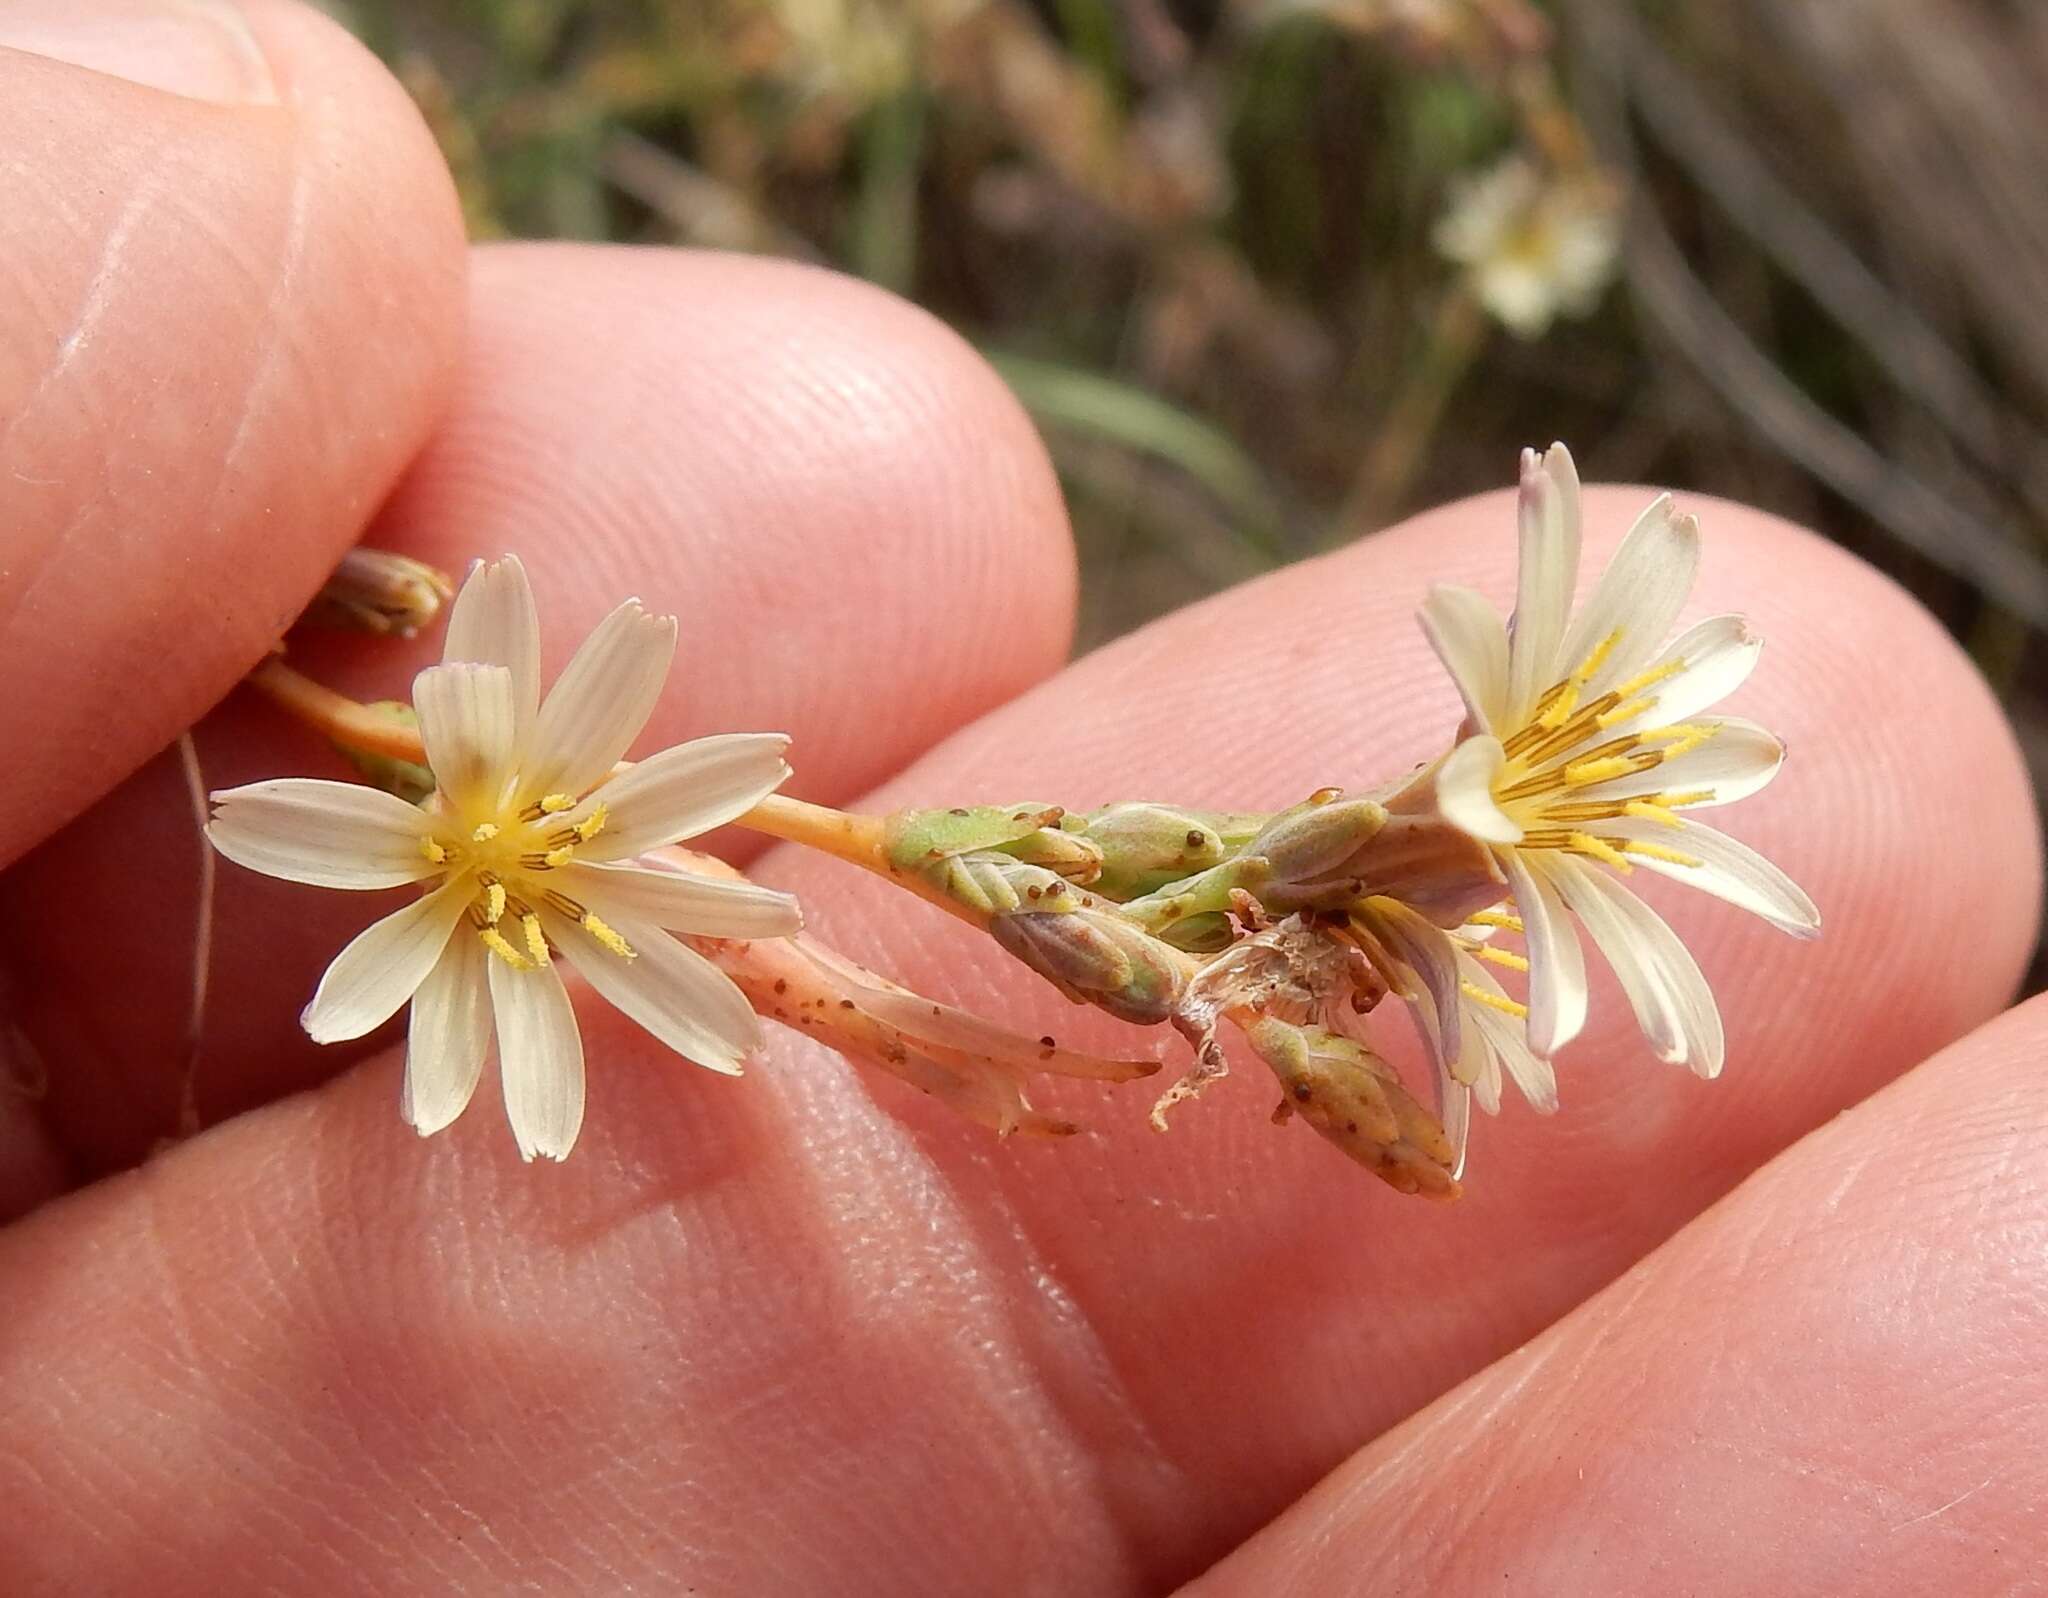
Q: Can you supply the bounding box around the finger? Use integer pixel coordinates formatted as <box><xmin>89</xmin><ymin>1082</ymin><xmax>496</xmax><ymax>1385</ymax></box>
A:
<box><xmin>0</xmin><ymin>0</ymin><xmax>466</xmax><ymax>867</ymax></box>
<box><xmin>1</xmin><ymin>244</ymin><xmax>1075</xmax><ymax>1176</ymax></box>
<box><xmin>1184</xmin><ymin>992</ymin><xmax>2048</xmax><ymax>1596</ymax></box>
<box><xmin>0</xmin><ymin>488</ymin><xmax>2032</xmax><ymax>1594</ymax></box>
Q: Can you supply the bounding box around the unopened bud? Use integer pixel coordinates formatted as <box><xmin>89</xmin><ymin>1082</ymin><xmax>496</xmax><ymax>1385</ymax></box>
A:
<box><xmin>927</xmin><ymin>852</ymin><xmax>1082</xmax><ymax>918</ymax></box>
<box><xmin>1252</xmin><ymin>795</ymin><xmax>1388</xmax><ymax>888</ymax></box>
<box><xmin>1079</xmin><ymin>802</ymin><xmax>1233</xmax><ymax>898</ymax></box>
<box><xmin>991</xmin><ymin>903</ymin><xmax>1187</xmax><ymax>1026</ymax></box>
<box><xmin>997</xmin><ymin>825</ymin><xmax>1104</xmax><ymax>884</ymax></box>
<box><xmin>1243</xmin><ymin>1017</ymin><xmax>1458</xmax><ymax>1198</ymax></box>
<box><xmin>301</xmin><ymin>549</ymin><xmax>454</xmax><ymax>637</ymax></box>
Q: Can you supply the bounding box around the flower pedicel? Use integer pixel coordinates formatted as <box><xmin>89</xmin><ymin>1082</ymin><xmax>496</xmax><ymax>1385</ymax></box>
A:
<box><xmin>215</xmin><ymin>444</ymin><xmax>1816</xmax><ymax>1197</ymax></box>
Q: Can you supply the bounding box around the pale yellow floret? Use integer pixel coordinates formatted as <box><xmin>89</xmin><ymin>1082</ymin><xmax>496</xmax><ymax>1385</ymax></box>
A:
<box><xmin>580</xmin><ymin>912</ymin><xmax>637</xmax><ymax>960</ymax></box>
<box><xmin>1568</xmin><ymin>831</ymin><xmax>1634</xmax><ymax>870</ymax></box>
<box><xmin>1461</xmin><ymin>981</ymin><xmax>1529</xmax><ymax>1019</ymax></box>
<box><xmin>479</xmin><ymin>925</ymin><xmax>532</xmax><ymax>970</ymax></box>
<box><xmin>521</xmin><ymin>912</ymin><xmax>550</xmax><ymax>966</ymax></box>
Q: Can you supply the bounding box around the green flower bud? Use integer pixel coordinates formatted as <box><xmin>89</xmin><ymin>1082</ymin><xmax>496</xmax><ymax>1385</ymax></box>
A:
<box><xmin>1075</xmin><ymin>802</ymin><xmax>1234</xmax><ymax>899</ymax></box>
<box><xmin>884</xmin><ymin>803</ymin><xmax>1069</xmax><ymax>870</ymax></box>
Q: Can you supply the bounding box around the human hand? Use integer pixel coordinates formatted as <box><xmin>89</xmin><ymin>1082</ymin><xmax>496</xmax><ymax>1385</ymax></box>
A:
<box><xmin>2</xmin><ymin>4</ymin><xmax>2041</xmax><ymax>1593</ymax></box>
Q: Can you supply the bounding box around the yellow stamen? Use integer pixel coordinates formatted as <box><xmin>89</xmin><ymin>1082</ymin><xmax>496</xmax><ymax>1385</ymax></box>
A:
<box><xmin>1644</xmin><ymin>723</ymin><xmax>1717</xmax><ymax>758</ymax></box>
<box><xmin>580</xmin><ymin>912</ymin><xmax>637</xmax><ymax>959</ymax></box>
<box><xmin>471</xmin><ymin>822</ymin><xmax>500</xmax><ymax>843</ymax></box>
<box><xmin>1461</xmin><ymin>981</ymin><xmax>1529</xmax><ymax>1019</ymax></box>
<box><xmin>1568</xmin><ymin>832</ymin><xmax>1633</xmax><ymax>871</ymax></box>
<box><xmin>479</xmin><ymin>926</ymin><xmax>532</xmax><ymax>970</ymax></box>
<box><xmin>1657</xmin><ymin>788</ymin><xmax>1714</xmax><ymax>809</ymax></box>
<box><xmin>1536</xmin><ymin>680</ymin><xmax>1581</xmax><ymax>730</ymax></box>
<box><xmin>1621</xmin><ymin>839</ymin><xmax>1703</xmax><ymax>868</ymax></box>
<box><xmin>539</xmin><ymin>792</ymin><xmax>576</xmax><ymax>814</ymax></box>
<box><xmin>1596</xmin><ymin>695</ymin><xmax>1658</xmax><ymax>729</ymax></box>
<box><xmin>522</xmin><ymin>913</ymin><xmax>550</xmax><ymax>966</ymax></box>
<box><xmin>1469</xmin><ymin>909</ymin><xmax>1524</xmax><ymax>931</ymax></box>
<box><xmin>484</xmin><ymin>881</ymin><xmax>507</xmax><ymax>924</ymax></box>
<box><xmin>1471</xmin><ymin>945</ymin><xmax>1530</xmax><ymax>972</ymax></box>
<box><xmin>543</xmin><ymin>846</ymin><xmax>575</xmax><ymax>869</ymax></box>
<box><xmin>1571</xmin><ymin>628</ymin><xmax>1622</xmax><ymax>683</ymax></box>
<box><xmin>574</xmin><ymin>803</ymin><xmax>609</xmax><ymax>844</ymax></box>
<box><xmin>1622</xmin><ymin>799</ymin><xmax>1687</xmax><ymax>828</ymax></box>
<box><xmin>420</xmin><ymin>837</ymin><xmax>448</xmax><ymax>865</ymax></box>
<box><xmin>1612</xmin><ymin>657</ymin><xmax>1685</xmax><ymax>699</ymax></box>
<box><xmin>1563</xmin><ymin>755</ymin><xmax>1641</xmax><ymax>788</ymax></box>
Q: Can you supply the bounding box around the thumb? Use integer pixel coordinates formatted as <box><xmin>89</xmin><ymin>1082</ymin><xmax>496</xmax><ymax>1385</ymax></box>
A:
<box><xmin>0</xmin><ymin>0</ymin><xmax>466</xmax><ymax>865</ymax></box>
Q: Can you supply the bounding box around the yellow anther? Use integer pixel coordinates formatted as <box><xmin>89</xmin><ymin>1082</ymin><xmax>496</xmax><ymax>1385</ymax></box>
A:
<box><xmin>1622</xmin><ymin>799</ymin><xmax>1687</xmax><ymax>827</ymax></box>
<box><xmin>573</xmin><ymin>803</ymin><xmax>609</xmax><ymax>844</ymax></box>
<box><xmin>1645</xmin><ymin>722</ymin><xmax>1716</xmax><ymax>757</ymax></box>
<box><xmin>580</xmin><ymin>912</ymin><xmax>637</xmax><ymax>960</ymax></box>
<box><xmin>522</xmin><ymin>913</ymin><xmax>550</xmax><ymax>966</ymax></box>
<box><xmin>1621</xmin><ymin>839</ymin><xmax>1703</xmax><ymax>868</ymax></box>
<box><xmin>1460</xmin><ymin>981</ymin><xmax>1529</xmax><ymax>1019</ymax></box>
<box><xmin>419</xmin><ymin>836</ymin><xmax>448</xmax><ymax>865</ymax></box>
<box><xmin>1563</xmin><ymin>755</ymin><xmax>1639</xmax><ymax>788</ymax></box>
<box><xmin>1536</xmin><ymin>680</ymin><xmax>1581</xmax><ymax>730</ymax></box>
<box><xmin>1469</xmin><ymin>909</ymin><xmax>1525</xmax><ymax>932</ymax></box>
<box><xmin>1571</xmin><ymin>629</ymin><xmax>1622</xmax><ymax>683</ymax></box>
<box><xmin>1659</xmin><ymin>788</ymin><xmax>1714</xmax><ymax>808</ymax></box>
<box><xmin>543</xmin><ymin>846</ymin><xmax>575</xmax><ymax>869</ymax></box>
<box><xmin>539</xmin><ymin>793</ymin><xmax>576</xmax><ymax>814</ymax></box>
<box><xmin>1568</xmin><ymin>832</ymin><xmax>1634</xmax><ymax>871</ymax></box>
<box><xmin>1613</xmin><ymin>657</ymin><xmax>1685</xmax><ymax>699</ymax></box>
<box><xmin>484</xmin><ymin>881</ymin><xmax>507</xmax><ymax>924</ymax></box>
<box><xmin>471</xmin><ymin>822</ymin><xmax>500</xmax><ymax>843</ymax></box>
<box><xmin>1596</xmin><ymin>695</ymin><xmax>1658</xmax><ymax>730</ymax></box>
<box><xmin>479</xmin><ymin>926</ymin><xmax>532</xmax><ymax>970</ymax></box>
<box><xmin>1471</xmin><ymin>945</ymin><xmax>1531</xmax><ymax>972</ymax></box>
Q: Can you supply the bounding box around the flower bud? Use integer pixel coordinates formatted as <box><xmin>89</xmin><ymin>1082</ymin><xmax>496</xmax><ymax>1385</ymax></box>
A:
<box><xmin>990</xmin><ymin>903</ymin><xmax>1187</xmax><ymax>1026</ymax></box>
<box><xmin>884</xmin><ymin>803</ymin><xmax>1068</xmax><ymax>871</ymax></box>
<box><xmin>1078</xmin><ymin>803</ymin><xmax>1234</xmax><ymax>898</ymax></box>
<box><xmin>1243</xmin><ymin>1017</ymin><xmax>1458</xmax><ymax>1198</ymax></box>
<box><xmin>927</xmin><ymin>852</ymin><xmax>1083</xmax><ymax>918</ymax></box>
<box><xmin>300</xmin><ymin>549</ymin><xmax>454</xmax><ymax>637</ymax></box>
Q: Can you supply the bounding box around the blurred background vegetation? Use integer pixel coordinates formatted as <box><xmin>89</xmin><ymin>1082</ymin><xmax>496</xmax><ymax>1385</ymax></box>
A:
<box><xmin>339</xmin><ymin>0</ymin><xmax>2045</xmax><ymax>982</ymax></box>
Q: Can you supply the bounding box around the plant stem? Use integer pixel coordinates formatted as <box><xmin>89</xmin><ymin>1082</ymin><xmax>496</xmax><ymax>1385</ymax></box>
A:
<box><xmin>247</xmin><ymin>660</ymin><xmax>427</xmax><ymax>760</ymax></box>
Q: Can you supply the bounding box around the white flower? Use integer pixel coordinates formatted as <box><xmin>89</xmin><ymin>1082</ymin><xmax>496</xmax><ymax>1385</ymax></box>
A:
<box><xmin>1434</xmin><ymin>155</ymin><xmax>1620</xmax><ymax>338</ymax></box>
<box><xmin>1412</xmin><ymin>443</ymin><xmax>1819</xmax><ymax>1090</ymax></box>
<box><xmin>207</xmin><ymin>556</ymin><xmax>801</xmax><ymax>1161</ymax></box>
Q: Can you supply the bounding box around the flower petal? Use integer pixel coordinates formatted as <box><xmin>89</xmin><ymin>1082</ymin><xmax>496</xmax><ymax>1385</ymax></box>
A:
<box><xmin>1373</xmin><ymin>902</ymin><xmax>1463</xmax><ymax>1080</ymax></box>
<box><xmin>1436</xmin><ymin>735</ymin><xmax>1523</xmax><ymax>844</ymax></box>
<box><xmin>1606</xmin><ymin>614</ymin><xmax>1761</xmax><ymax>731</ymax></box>
<box><xmin>544</xmin><ymin>908</ymin><xmax>758</xmax><ymax>1075</ymax></box>
<box><xmin>1602</xmin><ymin>816</ymin><xmax>1821</xmax><ymax>937</ymax></box>
<box><xmin>1456</xmin><ymin>951</ymin><xmax>1559</xmax><ymax>1113</ymax></box>
<box><xmin>301</xmin><ymin>879</ymin><xmax>470</xmax><ymax>1044</ymax></box>
<box><xmin>441</xmin><ymin>555</ymin><xmax>541</xmax><ymax>743</ymax></box>
<box><xmin>576</xmin><ymin>733</ymin><xmax>792</xmax><ymax>859</ymax></box>
<box><xmin>520</xmin><ymin>599</ymin><xmax>677</xmax><ymax>804</ymax></box>
<box><xmin>1500</xmin><ymin>850</ymin><xmax>1587</xmax><ymax>1056</ymax></box>
<box><xmin>207</xmin><ymin>778</ymin><xmax>434</xmax><ymax>889</ymax></box>
<box><xmin>1419</xmin><ymin>583</ymin><xmax>1510</xmax><ymax>733</ymax></box>
<box><xmin>413</xmin><ymin>663</ymin><xmax>518</xmax><ymax>813</ymax></box>
<box><xmin>485</xmin><ymin>956</ymin><xmax>586</xmax><ymax>1161</ymax></box>
<box><xmin>1559</xmin><ymin>495</ymin><xmax>1701</xmax><ymax>695</ymax></box>
<box><xmin>1549</xmin><ymin>856</ymin><xmax>1725</xmax><ymax>1076</ymax></box>
<box><xmin>1574</xmin><ymin>718</ymin><xmax>1785</xmax><ymax>807</ymax></box>
<box><xmin>565</xmin><ymin>860</ymin><xmax>801</xmax><ymax>940</ymax></box>
<box><xmin>402</xmin><ymin>929</ymin><xmax>492</xmax><ymax>1136</ymax></box>
<box><xmin>1438</xmin><ymin>1076</ymin><xmax>1472</xmax><ymax>1182</ymax></box>
<box><xmin>1506</xmin><ymin>442</ymin><xmax>1582</xmax><ymax>724</ymax></box>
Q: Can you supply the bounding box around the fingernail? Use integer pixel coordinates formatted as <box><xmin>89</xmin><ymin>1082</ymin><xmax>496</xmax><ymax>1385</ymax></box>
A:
<box><xmin>0</xmin><ymin>0</ymin><xmax>277</xmax><ymax>105</ymax></box>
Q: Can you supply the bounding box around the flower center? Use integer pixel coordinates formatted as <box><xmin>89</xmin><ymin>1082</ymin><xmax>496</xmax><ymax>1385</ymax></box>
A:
<box><xmin>417</xmin><ymin>792</ymin><xmax>637</xmax><ymax>970</ymax></box>
<box><xmin>1489</xmin><ymin>628</ymin><xmax>1711</xmax><ymax>875</ymax></box>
